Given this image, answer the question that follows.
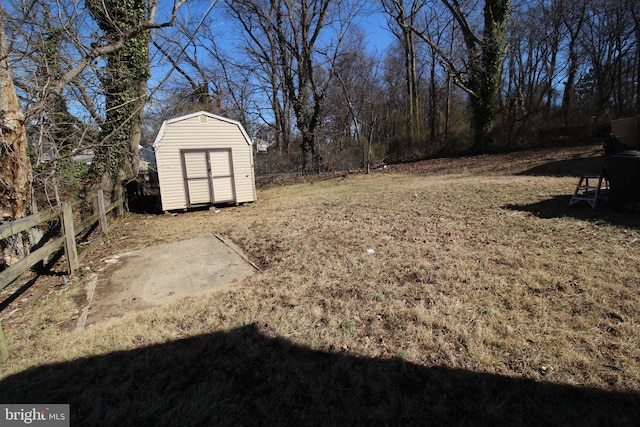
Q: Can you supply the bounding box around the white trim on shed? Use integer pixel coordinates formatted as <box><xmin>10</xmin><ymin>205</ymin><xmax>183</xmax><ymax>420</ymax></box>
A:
<box><xmin>153</xmin><ymin>111</ymin><xmax>256</xmax><ymax>211</ymax></box>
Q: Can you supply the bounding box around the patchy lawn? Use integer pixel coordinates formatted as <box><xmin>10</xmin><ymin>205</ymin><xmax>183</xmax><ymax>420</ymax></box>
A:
<box><xmin>1</xmin><ymin>144</ymin><xmax>639</xmax><ymax>425</ymax></box>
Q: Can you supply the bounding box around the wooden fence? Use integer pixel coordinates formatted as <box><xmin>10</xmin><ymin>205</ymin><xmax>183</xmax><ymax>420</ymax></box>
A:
<box><xmin>0</xmin><ymin>190</ymin><xmax>123</xmax><ymax>361</ymax></box>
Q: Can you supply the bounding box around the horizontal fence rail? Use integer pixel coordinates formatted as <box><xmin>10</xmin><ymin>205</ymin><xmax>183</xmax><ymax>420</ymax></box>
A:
<box><xmin>0</xmin><ymin>190</ymin><xmax>123</xmax><ymax>292</ymax></box>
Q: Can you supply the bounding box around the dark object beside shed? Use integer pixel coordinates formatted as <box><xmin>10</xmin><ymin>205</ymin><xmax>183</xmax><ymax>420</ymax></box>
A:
<box><xmin>603</xmin><ymin>117</ymin><xmax>640</xmax><ymax>212</ymax></box>
<box><xmin>603</xmin><ymin>150</ymin><xmax>640</xmax><ymax>212</ymax></box>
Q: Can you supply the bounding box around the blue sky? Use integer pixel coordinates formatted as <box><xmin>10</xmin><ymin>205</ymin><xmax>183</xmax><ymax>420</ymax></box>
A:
<box><xmin>356</xmin><ymin>9</ymin><xmax>396</xmax><ymax>54</ymax></box>
<box><xmin>170</xmin><ymin>0</ymin><xmax>396</xmax><ymax>57</ymax></box>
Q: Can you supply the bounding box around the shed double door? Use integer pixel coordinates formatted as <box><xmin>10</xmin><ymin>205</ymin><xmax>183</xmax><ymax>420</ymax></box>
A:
<box><xmin>181</xmin><ymin>149</ymin><xmax>235</xmax><ymax>206</ymax></box>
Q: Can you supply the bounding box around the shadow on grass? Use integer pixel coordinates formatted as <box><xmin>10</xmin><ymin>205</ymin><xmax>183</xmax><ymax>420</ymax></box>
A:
<box><xmin>516</xmin><ymin>155</ymin><xmax>605</xmax><ymax>177</ymax></box>
<box><xmin>505</xmin><ymin>194</ymin><xmax>640</xmax><ymax>229</ymax></box>
<box><xmin>0</xmin><ymin>324</ymin><xmax>638</xmax><ymax>425</ymax></box>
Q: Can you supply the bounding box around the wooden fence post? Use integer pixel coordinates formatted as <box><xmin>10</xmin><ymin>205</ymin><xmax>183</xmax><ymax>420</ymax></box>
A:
<box><xmin>97</xmin><ymin>190</ymin><xmax>108</xmax><ymax>235</ymax></box>
<box><xmin>117</xmin><ymin>188</ymin><xmax>125</xmax><ymax>216</ymax></box>
<box><xmin>0</xmin><ymin>321</ymin><xmax>9</xmax><ymax>362</ymax></box>
<box><xmin>62</xmin><ymin>202</ymin><xmax>79</xmax><ymax>273</ymax></box>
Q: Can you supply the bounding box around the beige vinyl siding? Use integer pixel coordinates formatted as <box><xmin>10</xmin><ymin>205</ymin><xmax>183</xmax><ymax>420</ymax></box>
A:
<box><xmin>187</xmin><ymin>180</ymin><xmax>210</xmax><ymax>205</ymax></box>
<box><xmin>230</xmin><ymin>147</ymin><xmax>256</xmax><ymax>203</ymax></box>
<box><xmin>154</xmin><ymin>113</ymin><xmax>256</xmax><ymax>211</ymax></box>
<box><xmin>208</xmin><ymin>150</ymin><xmax>234</xmax><ymax>202</ymax></box>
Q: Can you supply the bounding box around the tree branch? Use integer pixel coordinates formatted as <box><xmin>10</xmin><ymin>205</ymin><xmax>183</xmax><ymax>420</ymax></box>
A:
<box><xmin>29</xmin><ymin>0</ymin><xmax>188</xmax><ymax>113</ymax></box>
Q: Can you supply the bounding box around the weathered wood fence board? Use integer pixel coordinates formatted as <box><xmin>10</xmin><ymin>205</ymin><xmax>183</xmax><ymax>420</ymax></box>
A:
<box><xmin>0</xmin><ymin>322</ymin><xmax>8</xmax><ymax>362</ymax></box>
<box><xmin>0</xmin><ymin>209</ymin><xmax>59</xmax><ymax>241</ymax></box>
<box><xmin>0</xmin><ymin>190</ymin><xmax>123</xmax><ymax>292</ymax></box>
<box><xmin>62</xmin><ymin>202</ymin><xmax>80</xmax><ymax>274</ymax></box>
<box><xmin>97</xmin><ymin>192</ymin><xmax>108</xmax><ymax>235</ymax></box>
<box><xmin>76</xmin><ymin>211</ymin><xmax>101</xmax><ymax>236</ymax></box>
<box><xmin>0</xmin><ymin>236</ymin><xmax>65</xmax><ymax>292</ymax></box>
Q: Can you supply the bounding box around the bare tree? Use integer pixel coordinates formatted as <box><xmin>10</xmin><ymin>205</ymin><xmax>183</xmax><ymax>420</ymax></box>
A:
<box><xmin>324</xmin><ymin>30</ymin><xmax>383</xmax><ymax>170</ymax></box>
<box><xmin>225</xmin><ymin>0</ymin><xmax>295</xmax><ymax>155</ymax></box>
<box><xmin>228</xmin><ymin>0</ymin><xmax>363</xmax><ymax>172</ymax></box>
<box><xmin>579</xmin><ymin>0</ymin><xmax>636</xmax><ymax>119</ymax></box>
<box><xmin>85</xmin><ymin>0</ymin><xmax>189</xmax><ymax>198</ymax></box>
<box><xmin>417</xmin><ymin>5</ymin><xmax>451</xmax><ymax>145</ymax></box>
<box><xmin>148</xmin><ymin>2</ymin><xmax>245</xmax><ymax>121</ymax></box>
<box><xmin>503</xmin><ymin>2</ymin><xmax>557</xmax><ymax>141</ymax></box>
<box><xmin>560</xmin><ymin>0</ymin><xmax>587</xmax><ymax>127</ymax></box>
<box><xmin>541</xmin><ymin>0</ymin><xmax>563</xmax><ymax>117</ymax></box>
<box><xmin>4</xmin><ymin>0</ymin><xmax>188</xmax><ymax>205</ymax></box>
<box><xmin>382</xmin><ymin>0</ymin><xmax>422</xmax><ymax>151</ymax></box>
<box><xmin>387</xmin><ymin>0</ymin><xmax>511</xmax><ymax>152</ymax></box>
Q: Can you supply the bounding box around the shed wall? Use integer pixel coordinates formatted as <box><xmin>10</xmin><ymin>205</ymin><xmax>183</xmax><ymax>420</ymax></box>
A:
<box><xmin>155</xmin><ymin>114</ymin><xmax>256</xmax><ymax>211</ymax></box>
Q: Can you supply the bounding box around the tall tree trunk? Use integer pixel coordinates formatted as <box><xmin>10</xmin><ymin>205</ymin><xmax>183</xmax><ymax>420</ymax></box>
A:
<box><xmin>470</xmin><ymin>0</ymin><xmax>510</xmax><ymax>152</ymax></box>
<box><xmin>429</xmin><ymin>47</ymin><xmax>437</xmax><ymax>142</ymax></box>
<box><xmin>562</xmin><ymin>46</ymin><xmax>578</xmax><ymax>127</ymax></box>
<box><xmin>1</xmin><ymin>10</ymin><xmax>33</xmax><ymax>268</ymax></box>
<box><xmin>545</xmin><ymin>33</ymin><xmax>559</xmax><ymax>117</ymax></box>
<box><xmin>444</xmin><ymin>19</ymin><xmax>456</xmax><ymax>143</ymax></box>
<box><xmin>437</xmin><ymin>0</ymin><xmax>510</xmax><ymax>153</ymax></box>
<box><xmin>637</xmin><ymin>43</ymin><xmax>640</xmax><ymax>113</ymax></box>
<box><xmin>635</xmin><ymin>0</ymin><xmax>640</xmax><ymax>114</ymax></box>
<box><xmin>404</xmin><ymin>27</ymin><xmax>418</xmax><ymax>151</ymax></box>
<box><xmin>561</xmin><ymin>1</ymin><xmax>586</xmax><ymax>127</ymax></box>
<box><xmin>0</xmin><ymin>11</ymin><xmax>32</xmax><ymax>221</ymax></box>
<box><xmin>383</xmin><ymin>0</ymin><xmax>421</xmax><ymax>152</ymax></box>
<box><xmin>87</xmin><ymin>0</ymin><xmax>150</xmax><ymax>201</ymax></box>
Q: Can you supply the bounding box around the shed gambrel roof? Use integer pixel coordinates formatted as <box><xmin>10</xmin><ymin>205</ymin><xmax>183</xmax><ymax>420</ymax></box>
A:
<box><xmin>152</xmin><ymin>111</ymin><xmax>253</xmax><ymax>148</ymax></box>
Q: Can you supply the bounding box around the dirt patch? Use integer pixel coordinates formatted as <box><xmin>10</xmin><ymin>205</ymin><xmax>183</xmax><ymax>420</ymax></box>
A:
<box><xmin>81</xmin><ymin>235</ymin><xmax>256</xmax><ymax>326</ymax></box>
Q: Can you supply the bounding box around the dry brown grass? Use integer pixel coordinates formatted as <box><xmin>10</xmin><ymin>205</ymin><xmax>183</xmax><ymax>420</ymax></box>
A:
<box><xmin>1</xmin><ymin>144</ymin><xmax>639</xmax><ymax>425</ymax></box>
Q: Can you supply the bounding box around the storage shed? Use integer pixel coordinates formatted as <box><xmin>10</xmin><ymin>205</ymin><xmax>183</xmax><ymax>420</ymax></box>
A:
<box><xmin>153</xmin><ymin>111</ymin><xmax>256</xmax><ymax>211</ymax></box>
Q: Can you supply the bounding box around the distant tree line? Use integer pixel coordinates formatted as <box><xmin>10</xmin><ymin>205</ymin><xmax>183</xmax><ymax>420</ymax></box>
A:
<box><xmin>152</xmin><ymin>0</ymin><xmax>639</xmax><ymax>173</ymax></box>
<box><xmin>1</xmin><ymin>0</ymin><xmax>639</xmax><ymax>225</ymax></box>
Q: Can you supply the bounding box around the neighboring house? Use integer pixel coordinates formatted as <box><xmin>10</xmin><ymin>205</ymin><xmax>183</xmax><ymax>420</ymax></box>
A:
<box><xmin>152</xmin><ymin>111</ymin><xmax>256</xmax><ymax>211</ymax></box>
<box><xmin>253</xmin><ymin>138</ymin><xmax>272</xmax><ymax>153</ymax></box>
<box><xmin>71</xmin><ymin>148</ymin><xmax>95</xmax><ymax>166</ymax></box>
